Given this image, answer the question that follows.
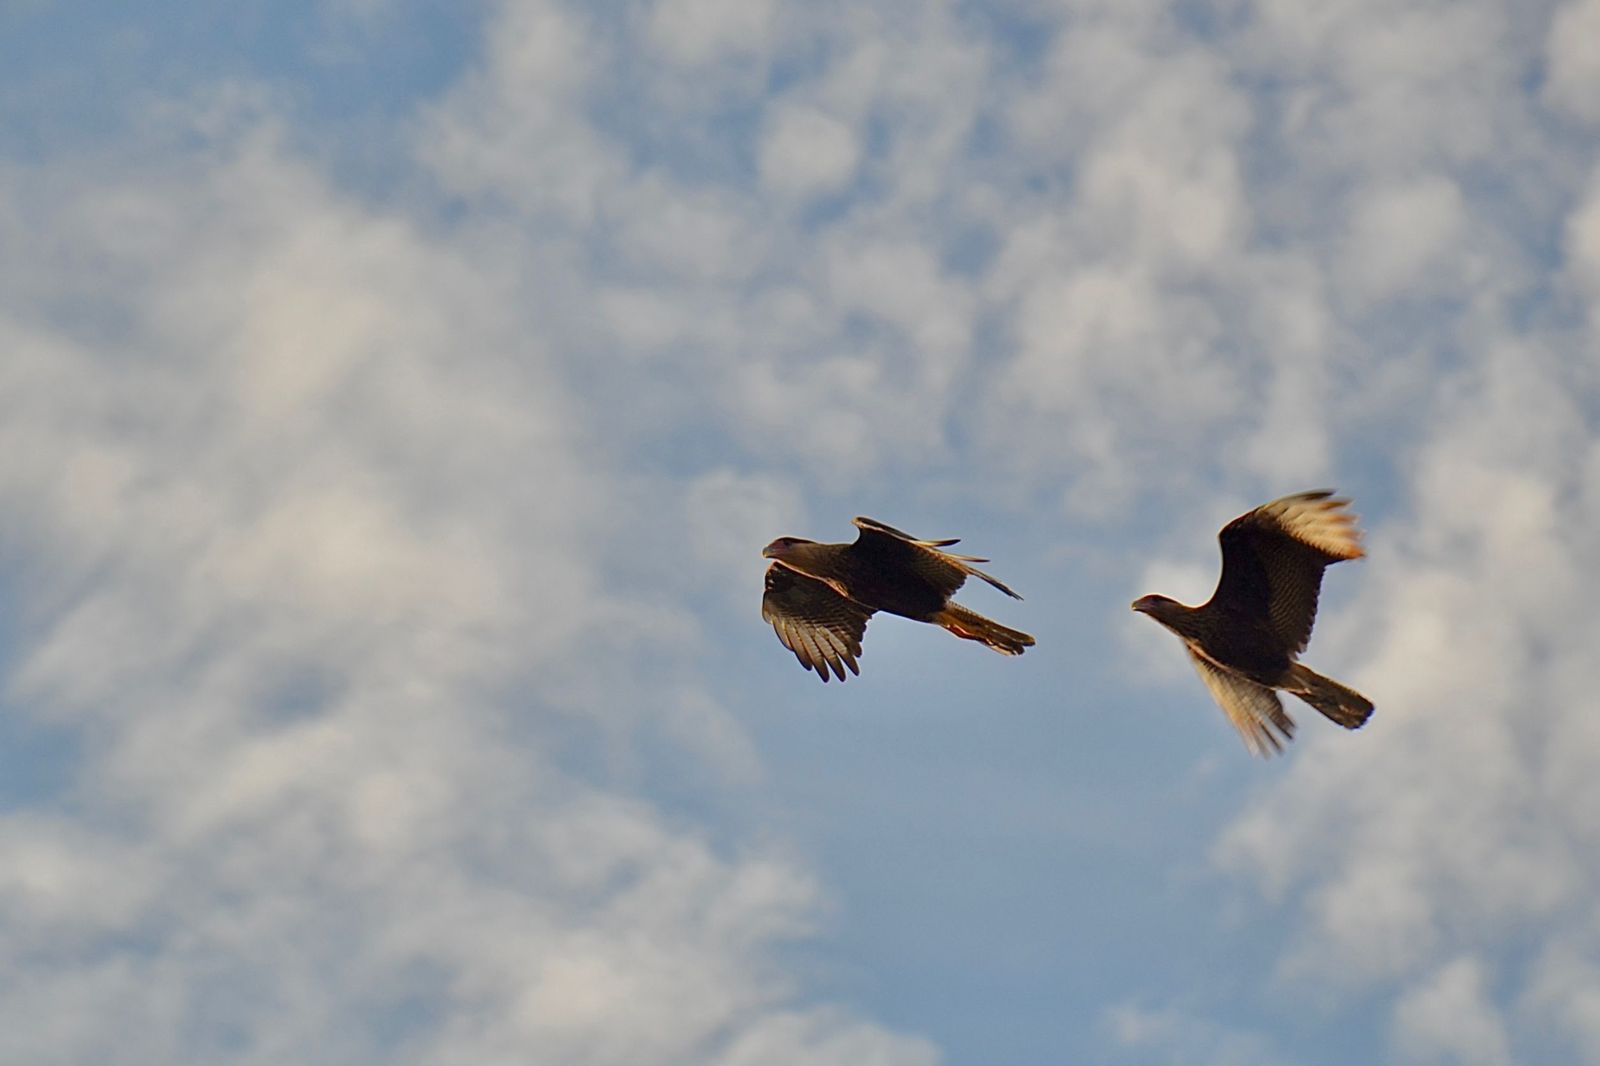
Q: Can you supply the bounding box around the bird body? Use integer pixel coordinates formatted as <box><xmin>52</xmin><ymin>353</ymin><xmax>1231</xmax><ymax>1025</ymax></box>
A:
<box><xmin>762</xmin><ymin>517</ymin><xmax>1034</xmax><ymax>681</ymax></box>
<box><xmin>766</xmin><ymin>537</ymin><xmax>946</xmax><ymax>620</ymax></box>
<box><xmin>1132</xmin><ymin>491</ymin><xmax>1373</xmax><ymax>756</ymax></box>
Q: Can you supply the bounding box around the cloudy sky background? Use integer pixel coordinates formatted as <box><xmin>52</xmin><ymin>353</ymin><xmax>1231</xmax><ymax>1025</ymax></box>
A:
<box><xmin>3</xmin><ymin>0</ymin><xmax>1599</xmax><ymax>1062</ymax></box>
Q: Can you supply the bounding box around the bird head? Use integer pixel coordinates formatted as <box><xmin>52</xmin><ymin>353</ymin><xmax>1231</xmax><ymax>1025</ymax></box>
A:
<box><xmin>1131</xmin><ymin>594</ymin><xmax>1180</xmax><ymax>619</ymax></box>
<box><xmin>762</xmin><ymin>536</ymin><xmax>816</xmax><ymax>559</ymax></box>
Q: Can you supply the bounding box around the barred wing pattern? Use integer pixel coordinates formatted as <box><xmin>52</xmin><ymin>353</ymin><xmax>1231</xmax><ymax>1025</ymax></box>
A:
<box><xmin>761</xmin><ymin>565</ymin><xmax>873</xmax><ymax>682</ymax></box>
<box><xmin>1187</xmin><ymin>651</ymin><xmax>1297</xmax><ymax>757</ymax></box>
<box><xmin>1211</xmin><ymin>491</ymin><xmax>1364</xmax><ymax>656</ymax></box>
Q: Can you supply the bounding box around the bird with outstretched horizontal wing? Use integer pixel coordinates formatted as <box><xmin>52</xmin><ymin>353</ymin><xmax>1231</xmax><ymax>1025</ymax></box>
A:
<box><xmin>1132</xmin><ymin>490</ymin><xmax>1374</xmax><ymax>756</ymax></box>
<box><xmin>761</xmin><ymin>517</ymin><xmax>1034</xmax><ymax>682</ymax></box>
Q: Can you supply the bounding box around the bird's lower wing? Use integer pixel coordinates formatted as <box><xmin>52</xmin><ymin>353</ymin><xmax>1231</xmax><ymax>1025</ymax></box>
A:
<box><xmin>763</xmin><ymin>565</ymin><xmax>874</xmax><ymax>682</ymax></box>
<box><xmin>1186</xmin><ymin>651</ymin><xmax>1296</xmax><ymax>757</ymax></box>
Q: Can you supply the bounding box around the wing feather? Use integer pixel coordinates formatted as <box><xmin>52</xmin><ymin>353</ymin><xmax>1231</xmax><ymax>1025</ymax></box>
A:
<box><xmin>762</xmin><ymin>564</ymin><xmax>872</xmax><ymax>682</ymax></box>
<box><xmin>851</xmin><ymin>516</ymin><xmax>1023</xmax><ymax>600</ymax></box>
<box><xmin>1209</xmin><ymin>491</ymin><xmax>1363</xmax><ymax>656</ymax></box>
<box><xmin>1187</xmin><ymin>650</ymin><xmax>1297</xmax><ymax>757</ymax></box>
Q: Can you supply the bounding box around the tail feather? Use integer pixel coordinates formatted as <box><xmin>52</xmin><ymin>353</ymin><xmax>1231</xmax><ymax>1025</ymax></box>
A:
<box><xmin>933</xmin><ymin>604</ymin><xmax>1035</xmax><ymax>656</ymax></box>
<box><xmin>1286</xmin><ymin>663</ymin><xmax>1373</xmax><ymax>729</ymax></box>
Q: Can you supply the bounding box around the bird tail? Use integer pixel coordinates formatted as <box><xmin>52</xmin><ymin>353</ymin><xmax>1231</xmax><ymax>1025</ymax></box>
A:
<box><xmin>932</xmin><ymin>604</ymin><xmax>1035</xmax><ymax>656</ymax></box>
<box><xmin>1285</xmin><ymin>663</ymin><xmax>1373</xmax><ymax>729</ymax></box>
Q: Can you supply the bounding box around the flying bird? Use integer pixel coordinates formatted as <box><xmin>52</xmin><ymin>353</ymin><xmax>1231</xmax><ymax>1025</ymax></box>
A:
<box><xmin>761</xmin><ymin>517</ymin><xmax>1034</xmax><ymax>681</ymax></box>
<box><xmin>1132</xmin><ymin>490</ymin><xmax>1374</xmax><ymax>756</ymax></box>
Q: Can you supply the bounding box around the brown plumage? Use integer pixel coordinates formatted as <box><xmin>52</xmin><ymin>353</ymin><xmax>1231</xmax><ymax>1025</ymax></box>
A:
<box><xmin>761</xmin><ymin>517</ymin><xmax>1034</xmax><ymax>681</ymax></box>
<box><xmin>1132</xmin><ymin>490</ymin><xmax>1374</xmax><ymax>756</ymax></box>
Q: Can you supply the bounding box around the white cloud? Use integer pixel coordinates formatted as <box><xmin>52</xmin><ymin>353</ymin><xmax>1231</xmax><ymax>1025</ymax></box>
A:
<box><xmin>760</xmin><ymin>105</ymin><xmax>862</xmax><ymax>201</ymax></box>
<box><xmin>1214</xmin><ymin>337</ymin><xmax>1600</xmax><ymax>1056</ymax></box>
<box><xmin>9</xmin><ymin>1</ymin><xmax>1600</xmax><ymax>1063</ymax></box>
<box><xmin>977</xmin><ymin>15</ymin><xmax>1310</xmax><ymax>512</ymax></box>
<box><xmin>1243</xmin><ymin>0</ymin><xmax>1518</xmax><ymax>171</ymax></box>
<box><xmin>1073</xmin><ymin>70</ymin><xmax>1251</xmax><ymax>267</ymax></box>
<box><xmin>1336</xmin><ymin>175</ymin><xmax>1466</xmax><ymax>307</ymax></box>
<box><xmin>1524</xmin><ymin>939</ymin><xmax>1600</xmax><ymax>1063</ymax></box>
<box><xmin>647</xmin><ymin>0</ymin><xmax>778</xmax><ymax>67</ymax></box>
<box><xmin>825</xmin><ymin>235</ymin><xmax>975</xmax><ymax>362</ymax></box>
<box><xmin>1544</xmin><ymin>0</ymin><xmax>1600</xmax><ymax>123</ymax></box>
<box><xmin>1104</xmin><ymin>1002</ymin><xmax>1292</xmax><ymax>1066</ymax></box>
<box><xmin>417</xmin><ymin>1</ymin><xmax>625</xmax><ymax>223</ymax></box>
<box><xmin>1240</xmin><ymin>354</ymin><xmax>1332</xmax><ymax>486</ymax></box>
<box><xmin>986</xmin><ymin>258</ymin><xmax>1241</xmax><ymax>511</ymax></box>
<box><xmin>1566</xmin><ymin>165</ymin><xmax>1600</xmax><ymax>330</ymax></box>
<box><xmin>0</xmin><ymin>819</ymin><xmax>161</xmax><ymax>942</ymax></box>
<box><xmin>717</xmin><ymin>1010</ymin><xmax>940</xmax><ymax>1066</ymax></box>
<box><xmin>609</xmin><ymin>172</ymin><xmax>767</xmax><ymax>282</ymax></box>
<box><xmin>1392</xmin><ymin>957</ymin><xmax>1512</xmax><ymax>1066</ymax></box>
<box><xmin>0</xmin><ymin>75</ymin><xmax>935</xmax><ymax>1065</ymax></box>
<box><xmin>685</xmin><ymin>468</ymin><xmax>805</xmax><ymax>588</ymax></box>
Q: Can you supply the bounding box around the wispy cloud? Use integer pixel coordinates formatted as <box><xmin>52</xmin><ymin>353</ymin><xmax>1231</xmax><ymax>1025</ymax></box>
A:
<box><xmin>0</xmin><ymin>70</ymin><xmax>933</xmax><ymax>1063</ymax></box>
<box><xmin>3</xmin><ymin>0</ymin><xmax>1599</xmax><ymax>1063</ymax></box>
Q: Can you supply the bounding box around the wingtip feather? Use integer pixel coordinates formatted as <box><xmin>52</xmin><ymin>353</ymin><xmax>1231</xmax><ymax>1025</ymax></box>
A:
<box><xmin>1259</xmin><ymin>490</ymin><xmax>1365</xmax><ymax>561</ymax></box>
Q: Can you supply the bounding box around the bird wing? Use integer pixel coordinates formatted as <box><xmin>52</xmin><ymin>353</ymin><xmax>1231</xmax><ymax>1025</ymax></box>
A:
<box><xmin>1210</xmin><ymin>491</ymin><xmax>1363</xmax><ymax>655</ymax></box>
<box><xmin>762</xmin><ymin>564</ymin><xmax>873</xmax><ymax>682</ymax></box>
<box><xmin>1187</xmin><ymin>650</ymin><xmax>1297</xmax><ymax>757</ymax></box>
<box><xmin>850</xmin><ymin>516</ymin><xmax>1023</xmax><ymax>600</ymax></box>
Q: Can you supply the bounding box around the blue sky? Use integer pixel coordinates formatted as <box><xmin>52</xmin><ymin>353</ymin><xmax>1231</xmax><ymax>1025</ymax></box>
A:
<box><xmin>3</xmin><ymin>1</ymin><xmax>1600</xmax><ymax>1063</ymax></box>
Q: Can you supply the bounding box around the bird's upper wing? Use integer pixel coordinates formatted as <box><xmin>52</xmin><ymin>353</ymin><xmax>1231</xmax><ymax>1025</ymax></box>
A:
<box><xmin>1187</xmin><ymin>650</ymin><xmax>1297</xmax><ymax>757</ymax></box>
<box><xmin>849</xmin><ymin>516</ymin><xmax>1023</xmax><ymax>600</ymax></box>
<box><xmin>1209</xmin><ymin>491</ymin><xmax>1363</xmax><ymax>655</ymax></box>
<box><xmin>762</xmin><ymin>564</ymin><xmax>874</xmax><ymax>682</ymax></box>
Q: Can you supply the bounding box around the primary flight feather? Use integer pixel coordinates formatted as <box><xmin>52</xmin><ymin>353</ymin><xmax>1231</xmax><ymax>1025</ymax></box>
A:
<box><xmin>761</xmin><ymin>517</ymin><xmax>1034</xmax><ymax>681</ymax></box>
<box><xmin>1131</xmin><ymin>490</ymin><xmax>1374</xmax><ymax>756</ymax></box>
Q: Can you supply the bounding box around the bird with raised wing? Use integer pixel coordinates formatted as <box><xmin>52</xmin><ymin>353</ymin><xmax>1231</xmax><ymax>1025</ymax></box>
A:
<box><xmin>762</xmin><ymin>517</ymin><xmax>1034</xmax><ymax>682</ymax></box>
<box><xmin>1132</xmin><ymin>490</ymin><xmax>1374</xmax><ymax>756</ymax></box>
